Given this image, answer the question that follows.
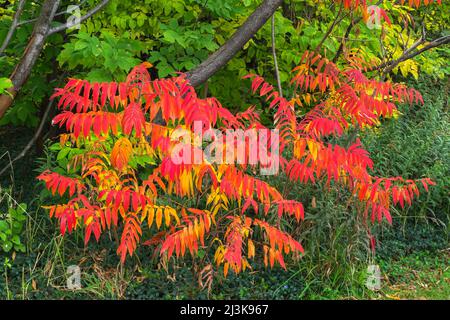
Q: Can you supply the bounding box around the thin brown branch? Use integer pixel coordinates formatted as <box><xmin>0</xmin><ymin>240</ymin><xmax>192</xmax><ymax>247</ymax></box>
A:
<box><xmin>0</xmin><ymin>0</ymin><xmax>27</xmax><ymax>56</ymax></box>
<box><xmin>17</xmin><ymin>0</ymin><xmax>89</xmax><ymax>27</ymax></box>
<box><xmin>0</xmin><ymin>100</ymin><xmax>53</xmax><ymax>177</ymax></box>
<box><xmin>332</xmin><ymin>0</ymin><xmax>384</xmax><ymax>63</ymax></box>
<box><xmin>313</xmin><ymin>3</ymin><xmax>344</xmax><ymax>56</ymax></box>
<box><xmin>332</xmin><ymin>16</ymin><xmax>362</xmax><ymax>63</ymax></box>
<box><xmin>368</xmin><ymin>35</ymin><xmax>450</xmax><ymax>74</ymax></box>
<box><xmin>47</xmin><ymin>0</ymin><xmax>110</xmax><ymax>35</ymax></box>
<box><xmin>271</xmin><ymin>14</ymin><xmax>283</xmax><ymax>97</ymax></box>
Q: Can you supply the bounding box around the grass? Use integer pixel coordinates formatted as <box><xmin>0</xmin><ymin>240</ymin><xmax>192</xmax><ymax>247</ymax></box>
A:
<box><xmin>378</xmin><ymin>250</ymin><xmax>450</xmax><ymax>300</ymax></box>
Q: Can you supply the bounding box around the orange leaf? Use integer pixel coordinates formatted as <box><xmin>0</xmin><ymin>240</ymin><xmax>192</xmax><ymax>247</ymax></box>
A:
<box><xmin>110</xmin><ymin>137</ymin><xmax>133</xmax><ymax>171</ymax></box>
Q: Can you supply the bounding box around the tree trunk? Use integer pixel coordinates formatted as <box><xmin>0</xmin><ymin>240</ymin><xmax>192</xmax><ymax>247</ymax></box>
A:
<box><xmin>0</xmin><ymin>0</ymin><xmax>60</xmax><ymax>118</ymax></box>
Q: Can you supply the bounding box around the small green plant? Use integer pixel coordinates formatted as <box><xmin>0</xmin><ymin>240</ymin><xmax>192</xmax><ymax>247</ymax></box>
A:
<box><xmin>0</xmin><ymin>77</ymin><xmax>13</xmax><ymax>96</ymax></box>
<box><xmin>0</xmin><ymin>203</ymin><xmax>27</xmax><ymax>254</ymax></box>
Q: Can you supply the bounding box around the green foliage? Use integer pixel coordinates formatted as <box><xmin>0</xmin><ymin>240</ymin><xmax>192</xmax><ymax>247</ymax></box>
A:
<box><xmin>376</xmin><ymin>221</ymin><xmax>448</xmax><ymax>259</ymax></box>
<box><xmin>362</xmin><ymin>76</ymin><xmax>449</xmax><ymax>224</ymax></box>
<box><xmin>0</xmin><ymin>77</ymin><xmax>12</xmax><ymax>95</ymax></box>
<box><xmin>0</xmin><ymin>1</ymin><xmax>65</xmax><ymax>127</ymax></box>
<box><xmin>0</xmin><ymin>201</ymin><xmax>26</xmax><ymax>254</ymax></box>
<box><xmin>0</xmin><ymin>64</ymin><xmax>56</xmax><ymax>127</ymax></box>
<box><xmin>378</xmin><ymin>251</ymin><xmax>449</xmax><ymax>300</ymax></box>
<box><xmin>78</xmin><ymin>0</ymin><xmax>246</xmax><ymax>80</ymax></box>
<box><xmin>58</xmin><ymin>31</ymin><xmax>145</xmax><ymax>81</ymax></box>
<box><xmin>1</xmin><ymin>0</ymin><xmax>449</xmax><ymax>126</ymax></box>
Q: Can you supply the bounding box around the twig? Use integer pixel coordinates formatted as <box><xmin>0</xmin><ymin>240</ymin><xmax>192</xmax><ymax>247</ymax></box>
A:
<box><xmin>379</xmin><ymin>30</ymin><xmax>388</xmax><ymax>79</ymax></box>
<box><xmin>332</xmin><ymin>0</ymin><xmax>384</xmax><ymax>63</ymax></box>
<box><xmin>368</xmin><ymin>35</ymin><xmax>450</xmax><ymax>75</ymax></box>
<box><xmin>313</xmin><ymin>3</ymin><xmax>344</xmax><ymax>56</ymax></box>
<box><xmin>47</xmin><ymin>0</ymin><xmax>110</xmax><ymax>35</ymax></box>
<box><xmin>0</xmin><ymin>100</ymin><xmax>53</xmax><ymax>177</ymax></box>
<box><xmin>0</xmin><ymin>0</ymin><xmax>27</xmax><ymax>56</ymax></box>
<box><xmin>332</xmin><ymin>16</ymin><xmax>362</xmax><ymax>63</ymax></box>
<box><xmin>0</xmin><ymin>151</ymin><xmax>14</xmax><ymax>182</ymax></box>
<box><xmin>17</xmin><ymin>0</ymin><xmax>88</xmax><ymax>27</ymax></box>
<box><xmin>271</xmin><ymin>14</ymin><xmax>283</xmax><ymax>97</ymax></box>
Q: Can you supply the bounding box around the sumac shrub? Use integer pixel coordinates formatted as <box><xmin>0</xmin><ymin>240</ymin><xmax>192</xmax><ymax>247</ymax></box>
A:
<box><xmin>38</xmin><ymin>52</ymin><xmax>434</xmax><ymax>276</ymax></box>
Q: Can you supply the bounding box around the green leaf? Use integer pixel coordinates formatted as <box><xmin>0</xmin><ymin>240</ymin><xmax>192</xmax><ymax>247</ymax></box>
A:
<box><xmin>0</xmin><ymin>221</ymin><xmax>8</xmax><ymax>232</ymax></box>
<box><xmin>57</xmin><ymin>148</ymin><xmax>71</xmax><ymax>161</ymax></box>
<box><xmin>86</xmin><ymin>69</ymin><xmax>114</xmax><ymax>82</ymax></box>
<box><xmin>163</xmin><ymin>29</ymin><xmax>182</xmax><ymax>45</ymax></box>
<box><xmin>197</xmin><ymin>249</ymin><xmax>206</xmax><ymax>259</ymax></box>
<box><xmin>2</xmin><ymin>241</ymin><xmax>12</xmax><ymax>253</ymax></box>
<box><xmin>0</xmin><ymin>78</ymin><xmax>13</xmax><ymax>95</ymax></box>
<box><xmin>11</xmin><ymin>235</ymin><xmax>21</xmax><ymax>245</ymax></box>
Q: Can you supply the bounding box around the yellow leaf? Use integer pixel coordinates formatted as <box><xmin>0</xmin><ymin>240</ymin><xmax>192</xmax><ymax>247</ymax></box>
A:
<box><xmin>156</xmin><ymin>207</ymin><xmax>163</xmax><ymax>229</ymax></box>
<box><xmin>170</xmin><ymin>208</ymin><xmax>180</xmax><ymax>225</ymax></box>
<box><xmin>307</xmin><ymin>139</ymin><xmax>319</xmax><ymax>160</ymax></box>
<box><xmin>85</xmin><ymin>216</ymin><xmax>93</xmax><ymax>225</ymax></box>
<box><xmin>147</xmin><ymin>207</ymin><xmax>155</xmax><ymax>228</ymax></box>
<box><xmin>224</xmin><ymin>262</ymin><xmax>229</xmax><ymax>277</ymax></box>
<box><xmin>32</xmin><ymin>279</ymin><xmax>37</xmax><ymax>291</ymax></box>
<box><xmin>164</xmin><ymin>207</ymin><xmax>171</xmax><ymax>227</ymax></box>
<box><xmin>248</xmin><ymin>239</ymin><xmax>255</xmax><ymax>259</ymax></box>
<box><xmin>140</xmin><ymin>206</ymin><xmax>147</xmax><ymax>222</ymax></box>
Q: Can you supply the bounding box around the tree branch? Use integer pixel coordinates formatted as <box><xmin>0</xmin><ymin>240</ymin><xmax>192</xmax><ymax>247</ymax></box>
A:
<box><xmin>47</xmin><ymin>0</ymin><xmax>110</xmax><ymax>36</ymax></box>
<box><xmin>0</xmin><ymin>0</ymin><xmax>60</xmax><ymax>119</ymax></box>
<box><xmin>332</xmin><ymin>0</ymin><xmax>384</xmax><ymax>63</ymax></box>
<box><xmin>0</xmin><ymin>100</ymin><xmax>53</xmax><ymax>177</ymax></box>
<box><xmin>313</xmin><ymin>3</ymin><xmax>344</xmax><ymax>56</ymax></box>
<box><xmin>0</xmin><ymin>0</ymin><xmax>110</xmax><ymax>120</ymax></box>
<box><xmin>332</xmin><ymin>16</ymin><xmax>362</xmax><ymax>63</ymax></box>
<box><xmin>186</xmin><ymin>0</ymin><xmax>284</xmax><ymax>87</ymax></box>
<box><xmin>0</xmin><ymin>0</ymin><xmax>27</xmax><ymax>56</ymax></box>
<box><xmin>367</xmin><ymin>35</ymin><xmax>450</xmax><ymax>74</ymax></box>
<box><xmin>271</xmin><ymin>14</ymin><xmax>283</xmax><ymax>97</ymax></box>
<box><xmin>17</xmin><ymin>0</ymin><xmax>89</xmax><ymax>27</ymax></box>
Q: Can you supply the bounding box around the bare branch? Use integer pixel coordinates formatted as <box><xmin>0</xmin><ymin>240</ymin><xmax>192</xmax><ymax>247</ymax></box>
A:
<box><xmin>47</xmin><ymin>0</ymin><xmax>110</xmax><ymax>36</ymax></box>
<box><xmin>0</xmin><ymin>0</ymin><xmax>27</xmax><ymax>56</ymax></box>
<box><xmin>332</xmin><ymin>0</ymin><xmax>384</xmax><ymax>63</ymax></box>
<box><xmin>313</xmin><ymin>3</ymin><xmax>345</xmax><ymax>56</ymax></box>
<box><xmin>271</xmin><ymin>14</ymin><xmax>283</xmax><ymax>97</ymax></box>
<box><xmin>17</xmin><ymin>0</ymin><xmax>89</xmax><ymax>27</ymax></box>
<box><xmin>332</xmin><ymin>16</ymin><xmax>362</xmax><ymax>63</ymax></box>
<box><xmin>368</xmin><ymin>35</ymin><xmax>450</xmax><ymax>74</ymax></box>
<box><xmin>0</xmin><ymin>100</ymin><xmax>53</xmax><ymax>177</ymax></box>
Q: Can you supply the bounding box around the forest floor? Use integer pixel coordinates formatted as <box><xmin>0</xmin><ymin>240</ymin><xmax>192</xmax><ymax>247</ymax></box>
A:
<box><xmin>377</xmin><ymin>250</ymin><xmax>449</xmax><ymax>300</ymax></box>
